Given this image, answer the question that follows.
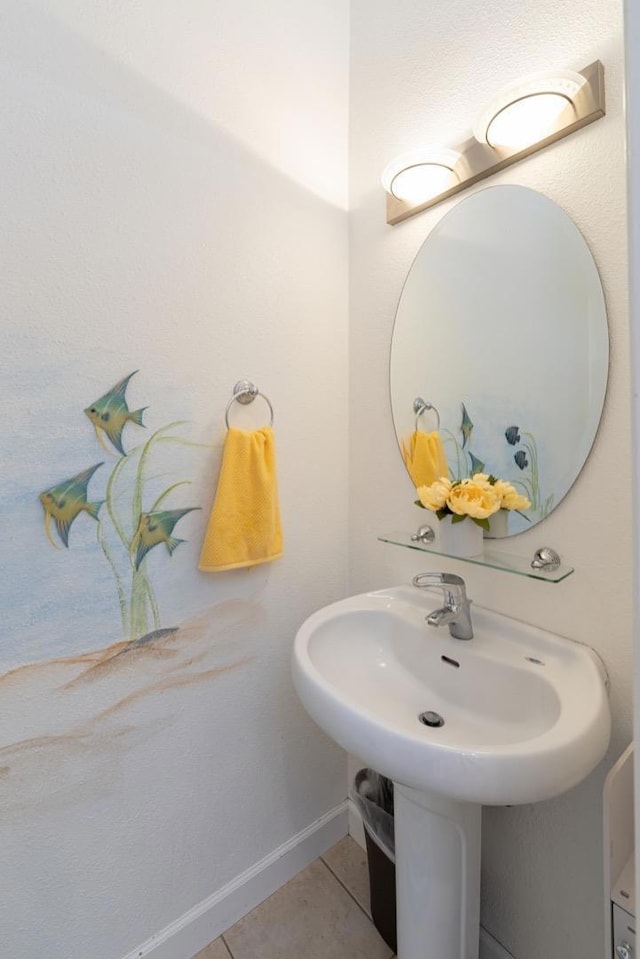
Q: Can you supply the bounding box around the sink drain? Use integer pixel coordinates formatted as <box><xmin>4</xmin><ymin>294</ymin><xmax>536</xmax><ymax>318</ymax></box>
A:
<box><xmin>419</xmin><ymin>710</ymin><xmax>444</xmax><ymax>728</ymax></box>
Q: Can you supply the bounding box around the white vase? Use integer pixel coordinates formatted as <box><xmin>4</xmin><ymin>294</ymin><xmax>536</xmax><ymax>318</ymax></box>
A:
<box><xmin>438</xmin><ymin>515</ymin><xmax>483</xmax><ymax>558</ymax></box>
<box><xmin>484</xmin><ymin>509</ymin><xmax>509</xmax><ymax>539</ymax></box>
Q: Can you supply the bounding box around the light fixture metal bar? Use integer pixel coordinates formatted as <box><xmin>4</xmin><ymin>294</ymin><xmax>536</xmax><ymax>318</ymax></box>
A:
<box><xmin>386</xmin><ymin>60</ymin><xmax>605</xmax><ymax>226</ymax></box>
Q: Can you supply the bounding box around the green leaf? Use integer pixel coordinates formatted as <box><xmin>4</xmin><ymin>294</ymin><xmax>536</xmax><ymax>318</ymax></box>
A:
<box><xmin>451</xmin><ymin>512</ymin><xmax>466</xmax><ymax>524</ymax></box>
<box><xmin>414</xmin><ymin>499</ymin><xmax>426</xmax><ymax>509</ymax></box>
<box><xmin>472</xmin><ymin>516</ymin><xmax>490</xmax><ymax>531</ymax></box>
<box><xmin>435</xmin><ymin>508</ymin><xmax>449</xmax><ymax>521</ymax></box>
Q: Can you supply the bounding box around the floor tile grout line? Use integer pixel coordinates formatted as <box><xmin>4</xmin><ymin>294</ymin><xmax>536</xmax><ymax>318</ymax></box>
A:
<box><xmin>318</xmin><ymin>855</ymin><xmax>373</xmax><ymax>923</ymax></box>
<box><xmin>207</xmin><ymin>853</ymin><xmax>393</xmax><ymax>959</ymax></box>
<box><xmin>319</xmin><ymin>858</ymin><xmax>394</xmax><ymax>959</ymax></box>
<box><xmin>320</xmin><ymin>855</ymin><xmax>395</xmax><ymax>959</ymax></box>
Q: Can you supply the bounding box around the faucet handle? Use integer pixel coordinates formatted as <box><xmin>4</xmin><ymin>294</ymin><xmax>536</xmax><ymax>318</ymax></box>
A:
<box><xmin>413</xmin><ymin>572</ymin><xmax>474</xmax><ymax>639</ymax></box>
<box><xmin>413</xmin><ymin>572</ymin><xmax>466</xmax><ymax>590</ymax></box>
<box><xmin>412</xmin><ymin>572</ymin><xmax>471</xmax><ymax>612</ymax></box>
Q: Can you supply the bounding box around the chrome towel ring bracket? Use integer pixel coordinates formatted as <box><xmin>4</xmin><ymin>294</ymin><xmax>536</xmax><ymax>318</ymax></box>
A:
<box><xmin>413</xmin><ymin>397</ymin><xmax>441</xmax><ymax>431</ymax></box>
<box><xmin>225</xmin><ymin>380</ymin><xmax>274</xmax><ymax>429</ymax></box>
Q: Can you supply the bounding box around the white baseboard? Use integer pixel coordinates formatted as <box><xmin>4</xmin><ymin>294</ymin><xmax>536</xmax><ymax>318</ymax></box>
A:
<box><xmin>121</xmin><ymin>801</ymin><xmax>349</xmax><ymax>959</ymax></box>
<box><xmin>349</xmin><ymin>800</ymin><xmax>515</xmax><ymax>959</ymax></box>
<box><xmin>480</xmin><ymin>927</ymin><xmax>516</xmax><ymax>959</ymax></box>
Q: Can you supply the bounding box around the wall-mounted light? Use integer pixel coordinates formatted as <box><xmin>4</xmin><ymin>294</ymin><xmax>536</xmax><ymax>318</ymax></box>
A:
<box><xmin>381</xmin><ymin>149</ymin><xmax>466</xmax><ymax>204</ymax></box>
<box><xmin>384</xmin><ymin>61</ymin><xmax>605</xmax><ymax>225</ymax></box>
<box><xmin>474</xmin><ymin>70</ymin><xmax>588</xmax><ymax>150</ymax></box>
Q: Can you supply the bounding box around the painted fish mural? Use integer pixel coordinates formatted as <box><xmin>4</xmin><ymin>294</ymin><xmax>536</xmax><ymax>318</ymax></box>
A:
<box><xmin>460</xmin><ymin>402</ymin><xmax>474</xmax><ymax>449</ymax></box>
<box><xmin>132</xmin><ymin>508</ymin><xmax>201</xmax><ymax>570</ymax></box>
<box><xmin>439</xmin><ymin>404</ymin><xmax>550</xmax><ymax>522</ymax></box>
<box><xmin>84</xmin><ymin>370</ymin><xmax>147</xmax><ymax>456</ymax></box>
<box><xmin>40</xmin><ymin>371</ymin><xmax>202</xmax><ymax>643</ymax></box>
<box><xmin>504</xmin><ymin>425</ymin><xmax>521</xmax><ymax>446</ymax></box>
<box><xmin>468</xmin><ymin>451</ymin><xmax>485</xmax><ymax>473</ymax></box>
<box><xmin>39</xmin><ymin>463</ymin><xmax>104</xmax><ymax>548</ymax></box>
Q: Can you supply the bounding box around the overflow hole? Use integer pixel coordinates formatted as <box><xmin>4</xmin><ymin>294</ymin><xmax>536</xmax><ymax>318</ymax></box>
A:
<box><xmin>441</xmin><ymin>655</ymin><xmax>460</xmax><ymax>668</ymax></box>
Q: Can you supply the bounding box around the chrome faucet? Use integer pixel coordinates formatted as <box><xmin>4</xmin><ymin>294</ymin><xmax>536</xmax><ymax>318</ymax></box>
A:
<box><xmin>412</xmin><ymin>572</ymin><xmax>474</xmax><ymax>640</ymax></box>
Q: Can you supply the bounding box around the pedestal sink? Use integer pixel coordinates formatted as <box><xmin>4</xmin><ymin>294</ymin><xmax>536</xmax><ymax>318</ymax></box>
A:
<box><xmin>292</xmin><ymin>584</ymin><xmax>610</xmax><ymax>959</ymax></box>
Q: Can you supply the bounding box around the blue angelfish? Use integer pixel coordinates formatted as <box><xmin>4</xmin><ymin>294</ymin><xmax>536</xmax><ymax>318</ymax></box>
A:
<box><xmin>39</xmin><ymin>463</ymin><xmax>104</xmax><ymax>548</ymax></box>
<box><xmin>131</xmin><ymin>507</ymin><xmax>200</xmax><ymax>570</ymax></box>
<box><xmin>505</xmin><ymin>425</ymin><xmax>521</xmax><ymax>447</ymax></box>
<box><xmin>84</xmin><ymin>371</ymin><xmax>147</xmax><ymax>456</ymax></box>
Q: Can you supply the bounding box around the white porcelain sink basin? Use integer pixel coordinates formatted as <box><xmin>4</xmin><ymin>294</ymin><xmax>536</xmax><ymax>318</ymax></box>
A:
<box><xmin>293</xmin><ymin>585</ymin><xmax>610</xmax><ymax>805</ymax></box>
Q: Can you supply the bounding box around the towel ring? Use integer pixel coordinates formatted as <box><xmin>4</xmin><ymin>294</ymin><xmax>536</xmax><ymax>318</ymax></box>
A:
<box><xmin>413</xmin><ymin>397</ymin><xmax>441</xmax><ymax>431</ymax></box>
<box><xmin>225</xmin><ymin>380</ymin><xmax>274</xmax><ymax>429</ymax></box>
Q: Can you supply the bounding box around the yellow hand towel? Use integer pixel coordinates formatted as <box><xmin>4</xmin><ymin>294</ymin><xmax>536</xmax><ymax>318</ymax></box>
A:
<box><xmin>199</xmin><ymin>426</ymin><xmax>283</xmax><ymax>572</ymax></box>
<box><xmin>401</xmin><ymin>430</ymin><xmax>449</xmax><ymax>488</ymax></box>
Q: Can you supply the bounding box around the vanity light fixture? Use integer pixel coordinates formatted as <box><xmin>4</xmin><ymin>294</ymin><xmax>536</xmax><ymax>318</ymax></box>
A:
<box><xmin>384</xmin><ymin>60</ymin><xmax>605</xmax><ymax>225</ymax></box>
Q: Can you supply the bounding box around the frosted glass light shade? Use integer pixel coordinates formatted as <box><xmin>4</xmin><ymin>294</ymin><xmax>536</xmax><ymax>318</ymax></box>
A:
<box><xmin>475</xmin><ymin>71</ymin><xmax>587</xmax><ymax>150</ymax></box>
<box><xmin>381</xmin><ymin>149</ymin><xmax>462</xmax><ymax>203</ymax></box>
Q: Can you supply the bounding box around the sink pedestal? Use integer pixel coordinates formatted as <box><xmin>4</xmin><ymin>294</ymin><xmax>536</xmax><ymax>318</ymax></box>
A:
<box><xmin>394</xmin><ymin>785</ymin><xmax>481</xmax><ymax>959</ymax></box>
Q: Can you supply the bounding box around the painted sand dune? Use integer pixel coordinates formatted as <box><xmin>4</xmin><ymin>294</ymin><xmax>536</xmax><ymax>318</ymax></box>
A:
<box><xmin>0</xmin><ymin>600</ymin><xmax>259</xmax><ymax>818</ymax></box>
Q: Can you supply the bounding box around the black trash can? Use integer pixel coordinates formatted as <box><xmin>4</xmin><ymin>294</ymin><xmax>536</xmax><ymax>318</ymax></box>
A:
<box><xmin>352</xmin><ymin>768</ymin><xmax>397</xmax><ymax>953</ymax></box>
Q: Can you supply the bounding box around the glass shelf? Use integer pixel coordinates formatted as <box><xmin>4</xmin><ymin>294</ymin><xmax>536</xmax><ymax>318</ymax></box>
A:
<box><xmin>378</xmin><ymin>530</ymin><xmax>574</xmax><ymax>583</ymax></box>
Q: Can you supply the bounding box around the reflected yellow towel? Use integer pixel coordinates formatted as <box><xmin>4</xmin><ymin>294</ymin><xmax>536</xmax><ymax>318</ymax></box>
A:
<box><xmin>199</xmin><ymin>427</ymin><xmax>283</xmax><ymax>572</ymax></box>
<box><xmin>401</xmin><ymin>430</ymin><xmax>448</xmax><ymax>488</ymax></box>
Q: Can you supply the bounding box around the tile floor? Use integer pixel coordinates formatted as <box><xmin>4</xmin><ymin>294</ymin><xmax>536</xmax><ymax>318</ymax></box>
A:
<box><xmin>193</xmin><ymin>836</ymin><xmax>395</xmax><ymax>959</ymax></box>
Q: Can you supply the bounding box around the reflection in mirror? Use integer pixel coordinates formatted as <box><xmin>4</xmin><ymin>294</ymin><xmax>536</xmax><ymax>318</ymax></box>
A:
<box><xmin>390</xmin><ymin>185</ymin><xmax>609</xmax><ymax>537</ymax></box>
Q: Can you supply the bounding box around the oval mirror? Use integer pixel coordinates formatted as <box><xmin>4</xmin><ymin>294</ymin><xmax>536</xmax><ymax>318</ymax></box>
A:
<box><xmin>390</xmin><ymin>185</ymin><xmax>609</xmax><ymax>537</ymax></box>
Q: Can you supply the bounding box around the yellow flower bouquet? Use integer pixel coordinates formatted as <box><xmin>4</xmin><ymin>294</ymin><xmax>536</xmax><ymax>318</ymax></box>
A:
<box><xmin>416</xmin><ymin>473</ymin><xmax>531</xmax><ymax>530</ymax></box>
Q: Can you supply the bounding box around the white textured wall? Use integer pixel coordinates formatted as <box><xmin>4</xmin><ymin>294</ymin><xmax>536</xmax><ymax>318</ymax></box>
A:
<box><xmin>625</xmin><ymin>0</ymin><xmax>640</xmax><ymax>926</ymax></box>
<box><xmin>0</xmin><ymin>2</ymin><xmax>349</xmax><ymax>957</ymax></box>
<box><xmin>349</xmin><ymin>3</ymin><xmax>630</xmax><ymax>958</ymax></box>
